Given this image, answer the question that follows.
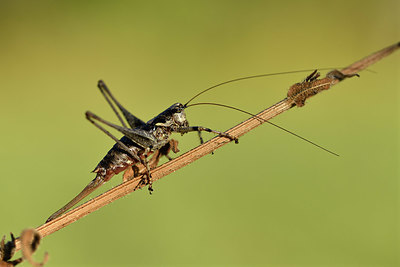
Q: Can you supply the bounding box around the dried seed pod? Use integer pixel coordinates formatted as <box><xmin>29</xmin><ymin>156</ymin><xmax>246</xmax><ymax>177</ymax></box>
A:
<box><xmin>287</xmin><ymin>75</ymin><xmax>332</xmax><ymax>107</ymax></box>
<box><xmin>287</xmin><ymin>69</ymin><xmax>359</xmax><ymax>107</ymax></box>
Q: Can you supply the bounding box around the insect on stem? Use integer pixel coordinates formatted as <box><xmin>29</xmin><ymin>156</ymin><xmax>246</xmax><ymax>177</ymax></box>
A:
<box><xmin>47</xmin><ymin>68</ymin><xmax>353</xmax><ymax>222</ymax></box>
<box><xmin>14</xmin><ymin>41</ymin><xmax>397</xmax><ymax>249</ymax></box>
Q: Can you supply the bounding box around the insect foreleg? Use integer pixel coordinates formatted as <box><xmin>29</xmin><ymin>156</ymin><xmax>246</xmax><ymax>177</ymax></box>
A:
<box><xmin>197</xmin><ymin>131</ymin><xmax>204</xmax><ymax>144</ymax></box>
<box><xmin>85</xmin><ymin>111</ymin><xmax>161</xmax><ymax>192</ymax></box>
<box><xmin>175</xmin><ymin>126</ymin><xmax>238</xmax><ymax>144</ymax></box>
<box><xmin>85</xmin><ymin>111</ymin><xmax>158</xmax><ymax>149</ymax></box>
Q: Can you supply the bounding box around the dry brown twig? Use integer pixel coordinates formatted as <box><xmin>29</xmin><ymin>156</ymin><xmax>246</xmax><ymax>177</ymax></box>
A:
<box><xmin>13</xmin><ymin>41</ymin><xmax>400</xmax><ymax>251</ymax></box>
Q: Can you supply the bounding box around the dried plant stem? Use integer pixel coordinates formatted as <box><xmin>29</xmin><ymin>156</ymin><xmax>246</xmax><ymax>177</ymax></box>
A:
<box><xmin>14</xmin><ymin>41</ymin><xmax>399</xmax><ymax>251</ymax></box>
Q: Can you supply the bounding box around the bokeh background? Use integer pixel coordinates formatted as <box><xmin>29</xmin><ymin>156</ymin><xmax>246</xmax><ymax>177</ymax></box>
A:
<box><xmin>0</xmin><ymin>1</ymin><xmax>399</xmax><ymax>266</ymax></box>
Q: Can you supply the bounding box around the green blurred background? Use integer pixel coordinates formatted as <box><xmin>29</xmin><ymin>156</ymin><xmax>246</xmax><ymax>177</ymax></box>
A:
<box><xmin>0</xmin><ymin>1</ymin><xmax>399</xmax><ymax>266</ymax></box>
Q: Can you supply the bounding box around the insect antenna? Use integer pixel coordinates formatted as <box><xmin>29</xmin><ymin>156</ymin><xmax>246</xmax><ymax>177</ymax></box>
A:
<box><xmin>184</xmin><ymin>68</ymin><xmax>340</xmax><ymax>106</ymax></box>
<box><xmin>185</xmin><ymin>102</ymin><xmax>339</xmax><ymax>157</ymax></box>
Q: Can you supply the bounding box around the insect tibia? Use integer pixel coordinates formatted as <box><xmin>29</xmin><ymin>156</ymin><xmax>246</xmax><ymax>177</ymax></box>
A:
<box><xmin>174</xmin><ymin>126</ymin><xmax>238</xmax><ymax>144</ymax></box>
<box><xmin>287</xmin><ymin>69</ymin><xmax>359</xmax><ymax>107</ymax></box>
<box><xmin>97</xmin><ymin>80</ymin><xmax>147</xmax><ymax>129</ymax></box>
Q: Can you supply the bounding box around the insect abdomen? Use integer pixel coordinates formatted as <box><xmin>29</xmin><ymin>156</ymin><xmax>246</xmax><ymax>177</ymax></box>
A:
<box><xmin>93</xmin><ymin>136</ymin><xmax>142</xmax><ymax>181</ymax></box>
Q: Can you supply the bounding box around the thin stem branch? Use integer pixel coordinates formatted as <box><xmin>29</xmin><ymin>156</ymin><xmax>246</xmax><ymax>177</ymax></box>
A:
<box><xmin>15</xmin><ymin>41</ymin><xmax>399</xmax><ymax>251</ymax></box>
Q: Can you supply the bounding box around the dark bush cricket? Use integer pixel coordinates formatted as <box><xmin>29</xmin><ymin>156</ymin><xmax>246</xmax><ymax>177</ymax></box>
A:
<box><xmin>46</xmin><ymin>80</ymin><xmax>240</xmax><ymax>222</ymax></box>
<box><xmin>46</xmin><ymin>70</ymin><xmax>339</xmax><ymax>222</ymax></box>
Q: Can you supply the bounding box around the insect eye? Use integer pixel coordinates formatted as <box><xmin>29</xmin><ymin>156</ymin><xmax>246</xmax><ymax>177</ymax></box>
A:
<box><xmin>174</xmin><ymin>103</ymin><xmax>184</xmax><ymax>112</ymax></box>
<box><xmin>173</xmin><ymin>107</ymin><xmax>182</xmax><ymax>113</ymax></box>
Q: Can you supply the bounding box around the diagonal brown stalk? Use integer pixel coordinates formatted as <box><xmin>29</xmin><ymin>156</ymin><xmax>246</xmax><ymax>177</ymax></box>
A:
<box><xmin>14</xmin><ymin>41</ymin><xmax>400</xmax><ymax>251</ymax></box>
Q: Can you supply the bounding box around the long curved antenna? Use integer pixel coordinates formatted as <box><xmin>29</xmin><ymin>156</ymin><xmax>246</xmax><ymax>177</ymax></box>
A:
<box><xmin>186</xmin><ymin>102</ymin><xmax>339</xmax><ymax>157</ymax></box>
<box><xmin>184</xmin><ymin>68</ymin><xmax>339</xmax><ymax>106</ymax></box>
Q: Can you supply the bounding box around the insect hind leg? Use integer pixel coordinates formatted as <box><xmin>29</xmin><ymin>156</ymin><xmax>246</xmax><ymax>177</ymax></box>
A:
<box><xmin>86</xmin><ymin>111</ymin><xmax>155</xmax><ymax>193</ymax></box>
<box><xmin>85</xmin><ymin>111</ymin><xmax>146</xmax><ymax>163</ymax></box>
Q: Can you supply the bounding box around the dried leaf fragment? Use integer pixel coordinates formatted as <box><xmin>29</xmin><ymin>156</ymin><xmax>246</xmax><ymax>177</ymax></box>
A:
<box><xmin>0</xmin><ymin>233</ymin><xmax>22</xmax><ymax>266</ymax></box>
<box><xmin>0</xmin><ymin>229</ymin><xmax>48</xmax><ymax>267</ymax></box>
<box><xmin>287</xmin><ymin>69</ymin><xmax>358</xmax><ymax>107</ymax></box>
<box><xmin>20</xmin><ymin>229</ymin><xmax>49</xmax><ymax>267</ymax></box>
